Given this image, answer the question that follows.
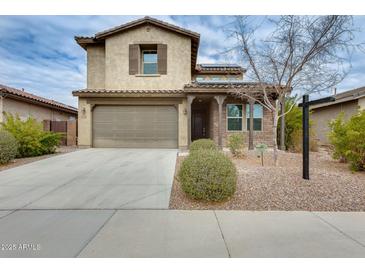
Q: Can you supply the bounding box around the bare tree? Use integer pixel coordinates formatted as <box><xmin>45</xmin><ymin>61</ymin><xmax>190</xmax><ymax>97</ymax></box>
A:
<box><xmin>227</xmin><ymin>15</ymin><xmax>357</xmax><ymax>166</ymax></box>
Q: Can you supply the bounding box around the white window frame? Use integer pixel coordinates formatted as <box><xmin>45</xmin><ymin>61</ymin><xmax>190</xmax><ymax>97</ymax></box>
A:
<box><xmin>142</xmin><ymin>49</ymin><xmax>158</xmax><ymax>74</ymax></box>
<box><xmin>226</xmin><ymin>104</ymin><xmax>244</xmax><ymax>132</ymax></box>
<box><xmin>246</xmin><ymin>103</ymin><xmax>263</xmax><ymax>132</ymax></box>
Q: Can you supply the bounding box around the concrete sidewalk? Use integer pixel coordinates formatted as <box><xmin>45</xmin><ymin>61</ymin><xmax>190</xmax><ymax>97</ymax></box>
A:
<box><xmin>0</xmin><ymin>210</ymin><xmax>365</xmax><ymax>258</ymax></box>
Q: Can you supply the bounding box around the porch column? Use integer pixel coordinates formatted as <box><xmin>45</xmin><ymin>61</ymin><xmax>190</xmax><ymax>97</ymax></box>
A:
<box><xmin>280</xmin><ymin>96</ymin><xmax>286</xmax><ymax>150</ymax></box>
<box><xmin>214</xmin><ymin>95</ymin><xmax>226</xmax><ymax>149</ymax></box>
<box><xmin>187</xmin><ymin>95</ymin><xmax>195</xmax><ymax>146</ymax></box>
<box><xmin>249</xmin><ymin>99</ymin><xmax>254</xmax><ymax>150</ymax></box>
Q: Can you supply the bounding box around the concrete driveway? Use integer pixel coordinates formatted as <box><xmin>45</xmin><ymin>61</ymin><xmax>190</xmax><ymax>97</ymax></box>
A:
<box><xmin>0</xmin><ymin>148</ymin><xmax>177</xmax><ymax>209</ymax></box>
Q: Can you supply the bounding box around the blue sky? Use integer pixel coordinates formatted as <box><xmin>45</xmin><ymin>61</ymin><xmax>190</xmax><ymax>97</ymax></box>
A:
<box><xmin>1</xmin><ymin>15</ymin><xmax>365</xmax><ymax>107</ymax></box>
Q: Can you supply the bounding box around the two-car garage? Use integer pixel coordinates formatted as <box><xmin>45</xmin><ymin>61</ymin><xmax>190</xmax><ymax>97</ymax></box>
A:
<box><xmin>92</xmin><ymin>105</ymin><xmax>178</xmax><ymax>148</ymax></box>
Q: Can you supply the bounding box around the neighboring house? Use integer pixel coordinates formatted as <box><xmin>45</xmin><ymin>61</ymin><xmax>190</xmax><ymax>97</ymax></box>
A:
<box><xmin>0</xmin><ymin>84</ymin><xmax>78</xmax><ymax>123</ymax></box>
<box><xmin>311</xmin><ymin>87</ymin><xmax>365</xmax><ymax>145</ymax></box>
<box><xmin>73</xmin><ymin>16</ymin><xmax>279</xmax><ymax>149</ymax></box>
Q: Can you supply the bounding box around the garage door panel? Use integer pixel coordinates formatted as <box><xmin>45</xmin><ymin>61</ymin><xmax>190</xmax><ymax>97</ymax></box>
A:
<box><xmin>93</xmin><ymin>105</ymin><xmax>178</xmax><ymax>148</ymax></box>
<box><xmin>93</xmin><ymin>138</ymin><xmax>177</xmax><ymax>149</ymax></box>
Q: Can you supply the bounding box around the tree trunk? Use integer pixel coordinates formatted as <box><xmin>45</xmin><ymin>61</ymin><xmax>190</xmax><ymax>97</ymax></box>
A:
<box><xmin>280</xmin><ymin>95</ymin><xmax>286</xmax><ymax>150</ymax></box>
<box><xmin>272</xmin><ymin>110</ymin><xmax>279</xmax><ymax>166</ymax></box>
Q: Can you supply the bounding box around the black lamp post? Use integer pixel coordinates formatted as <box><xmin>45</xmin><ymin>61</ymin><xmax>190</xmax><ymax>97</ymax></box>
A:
<box><xmin>298</xmin><ymin>95</ymin><xmax>335</xmax><ymax>180</ymax></box>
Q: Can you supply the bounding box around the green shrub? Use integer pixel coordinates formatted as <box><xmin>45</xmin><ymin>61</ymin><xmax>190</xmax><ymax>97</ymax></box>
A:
<box><xmin>277</xmin><ymin>98</ymin><xmax>302</xmax><ymax>150</ymax></box>
<box><xmin>290</xmin><ymin>128</ymin><xmax>318</xmax><ymax>153</ymax></box>
<box><xmin>228</xmin><ymin>133</ymin><xmax>245</xmax><ymax>157</ymax></box>
<box><xmin>329</xmin><ymin>111</ymin><xmax>365</xmax><ymax>171</ymax></box>
<box><xmin>189</xmin><ymin>139</ymin><xmax>217</xmax><ymax>152</ymax></box>
<box><xmin>278</xmin><ymin>97</ymin><xmax>318</xmax><ymax>152</ymax></box>
<box><xmin>1</xmin><ymin>113</ymin><xmax>62</xmax><ymax>157</ymax></box>
<box><xmin>39</xmin><ymin>131</ymin><xmax>62</xmax><ymax>154</ymax></box>
<box><xmin>0</xmin><ymin>130</ymin><xmax>18</xmax><ymax>164</ymax></box>
<box><xmin>328</xmin><ymin>112</ymin><xmax>348</xmax><ymax>161</ymax></box>
<box><xmin>179</xmin><ymin>150</ymin><xmax>237</xmax><ymax>202</ymax></box>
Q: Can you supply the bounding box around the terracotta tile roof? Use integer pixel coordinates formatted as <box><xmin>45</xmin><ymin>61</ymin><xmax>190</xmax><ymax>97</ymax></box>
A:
<box><xmin>95</xmin><ymin>16</ymin><xmax>200</xmax><ymax>40</ymax></box>
<box><xmin>73</xmin><ymin>83</ymin><xmax>285</xmax><ymax>96</ymax></box>
<box><xmin>184</xmin><ymin>81</ymin><xmax>282</xmax><ymax>90</ymax></box>
<box><xmin>195</xmin><ymin>64</ymin><xmax>246</xmax><ymax>73</ymax></box>
<box><xmin>0</xmin><ymin>84</ymin><xmax>78</xmax><ymax>114</ymax></box>
<box><xmin>72</xmin><ymin>88</ymin><xmax>185</xmax><ymax>95</ymax></box>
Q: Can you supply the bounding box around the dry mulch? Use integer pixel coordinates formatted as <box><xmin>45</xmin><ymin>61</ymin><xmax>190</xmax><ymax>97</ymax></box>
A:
<box><xmin>0</xmin><ymin>146</ymin><xmax>78</xmax><ymax>172</ymax></box>
<box><xmin>169</xmin><ymin>148</ymin><xmax>365</xmax><ymax>211</ymax></box>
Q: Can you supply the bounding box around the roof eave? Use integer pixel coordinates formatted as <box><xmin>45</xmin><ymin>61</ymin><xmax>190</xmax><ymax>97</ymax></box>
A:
<box><xmin>94</xmin><ymin>17</ymin><xmax>200</xmax><ymax>40</ymax></box>
<box><xmin>311</xmin><ymin>94</ymin><xmax>365</xmax><ymax>110</ymax></box>
<box><xmin>72</xmin><ymin>89</ymin><xmax>185</xmax><ymax>97</ymax></box>
<box><xmin>194</xmin><ymin>65</ymin><xmax>247</xmax><ymax>75</ymax></box>
<box><xmin>74</xmin><ymin>36</ymin><xmax>104</xmax><ymax>50</ymax></box>
<box><xmin>1</xmin><ymin>89</ymin><xmax>78</xmax><ymax>115</ymax></box>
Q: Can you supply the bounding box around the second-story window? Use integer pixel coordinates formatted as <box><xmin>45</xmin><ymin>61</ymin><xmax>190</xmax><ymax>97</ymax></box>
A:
<box><xmin>129</xmin><ymin>44</ymin><xmax>167</xmax><ymax>75</ymax></box>
<box><xmin>143</xmin><ymin>50</ymin><xmax>158</xmax><ymax>74</ymax></box>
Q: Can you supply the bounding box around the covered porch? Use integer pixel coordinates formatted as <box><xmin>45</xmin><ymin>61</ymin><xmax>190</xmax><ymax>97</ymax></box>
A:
<box><xmin>186</xmin><ymin>93</ymin><xmax>259</xmax><ymax>149</ymax></box>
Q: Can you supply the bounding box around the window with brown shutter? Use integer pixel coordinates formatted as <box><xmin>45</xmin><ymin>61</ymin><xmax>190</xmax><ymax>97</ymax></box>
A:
<box><xmin>157</xmin><ymin>44</ymin><xmax>167</xmax><ymax>75</ymax></box>
<box><xmin>129</xmin><ymin>44</ymin><xmax>139</xmax><ymax>75</ymax></box>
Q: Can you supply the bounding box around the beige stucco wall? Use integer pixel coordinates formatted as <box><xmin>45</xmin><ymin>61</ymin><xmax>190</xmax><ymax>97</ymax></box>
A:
<box><xmin>77</xmin><ymin>96</ymin><xmax>188</xmax><ymax>149</ymax></box>
<box><xmin>87</xmin><ymin>44</ymin><xmax>105</xmax><ymax>89</ymax></box>
<box><xmin>102</xmin><ymin>25</ymin><xmax>191</xmax><ymax>90</ymax></box>
<box><xmin>358</xmin><ymin>97</ymin><xmax>365</xmax><ymax>110</ymax></box>
<box><xmin>77</xmin><ymin>97</ymin><xmax>92</xmax><ymax>148</ymax></box>
<box><xmin>79</xmin><ymin>24</ymin><xmax>192</xmax><ymax>148</ymax></box>
<box><xmin>1</xmin><ymin>97</ymin><xmax>75</xmax><ymax>122</ymax></box>
<box><xmin>311</xmin><ymin>100</ymin><xmax>359</xmax><ymax>145</ymax></box>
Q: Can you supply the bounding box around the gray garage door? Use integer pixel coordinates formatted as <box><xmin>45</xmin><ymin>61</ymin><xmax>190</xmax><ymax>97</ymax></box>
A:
<box><xmin>93</xmin><ymin>105</ymin><xmax>178</xmax><ymax>148</ymax></box>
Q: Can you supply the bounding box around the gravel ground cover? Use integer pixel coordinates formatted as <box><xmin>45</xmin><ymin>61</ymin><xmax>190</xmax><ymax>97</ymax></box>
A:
<box><xmin>0</xmin><ymin>146</ymin><xmax>78</xmax><ymax>172</ymax></box>
<box><xmin>169</xmin><ymin>148</ymin><xmax>365</xmax><ymax>211</ymax></box>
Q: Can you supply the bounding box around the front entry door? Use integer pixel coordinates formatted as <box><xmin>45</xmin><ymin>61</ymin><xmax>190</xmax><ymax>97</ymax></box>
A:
<box><xmin>192</xmin><ymin>110</ymin><xmax>207</xmax><ymax>141</ymax></box>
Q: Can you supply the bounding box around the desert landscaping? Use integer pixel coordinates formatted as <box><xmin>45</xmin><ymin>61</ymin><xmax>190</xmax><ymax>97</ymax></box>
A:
<box><xmin>170</xmin><ymin>148</ymin><xmax>365</xmax><ymax>211</ymax></box>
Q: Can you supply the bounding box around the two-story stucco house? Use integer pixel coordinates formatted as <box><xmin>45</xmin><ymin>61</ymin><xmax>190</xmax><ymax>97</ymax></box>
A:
<box><xmin>73</xmin><ymin>17</ymin><xmax>278</xmax><ymax>150</ymax></box>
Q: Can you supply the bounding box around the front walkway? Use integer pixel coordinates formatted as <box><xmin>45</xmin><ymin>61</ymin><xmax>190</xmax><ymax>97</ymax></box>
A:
<box><xmin>0</xmin><ymin>210</ymin><xmax>365</xmax><ymax>258</ymax></box>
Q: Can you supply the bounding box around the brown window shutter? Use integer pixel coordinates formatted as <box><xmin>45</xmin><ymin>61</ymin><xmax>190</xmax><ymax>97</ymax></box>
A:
<box><xmin>129</xmin><ymin>44</ymin><xmax>139</xmax><ymax>75</ymax></box>
<box><xmin>157</xmin><ymin>44</ymin><xmax>167</xmax><ymax>75</ymax></box>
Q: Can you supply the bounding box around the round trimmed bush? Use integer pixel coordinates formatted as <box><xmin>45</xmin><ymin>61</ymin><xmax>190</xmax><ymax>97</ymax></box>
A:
<box><xmin>189</xmin><ymin>139</ymin><xmax>217</xmax><ymax>152</ymax></box>
<box><xmin>178</xmin><ymin>150</ymin><xmax>237</xmax><ymax>202</ymax></box>
<box><xmin>0</xmin><ymin>130</ymin><xmax>18</xmax><ymax>164</ymax></box>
